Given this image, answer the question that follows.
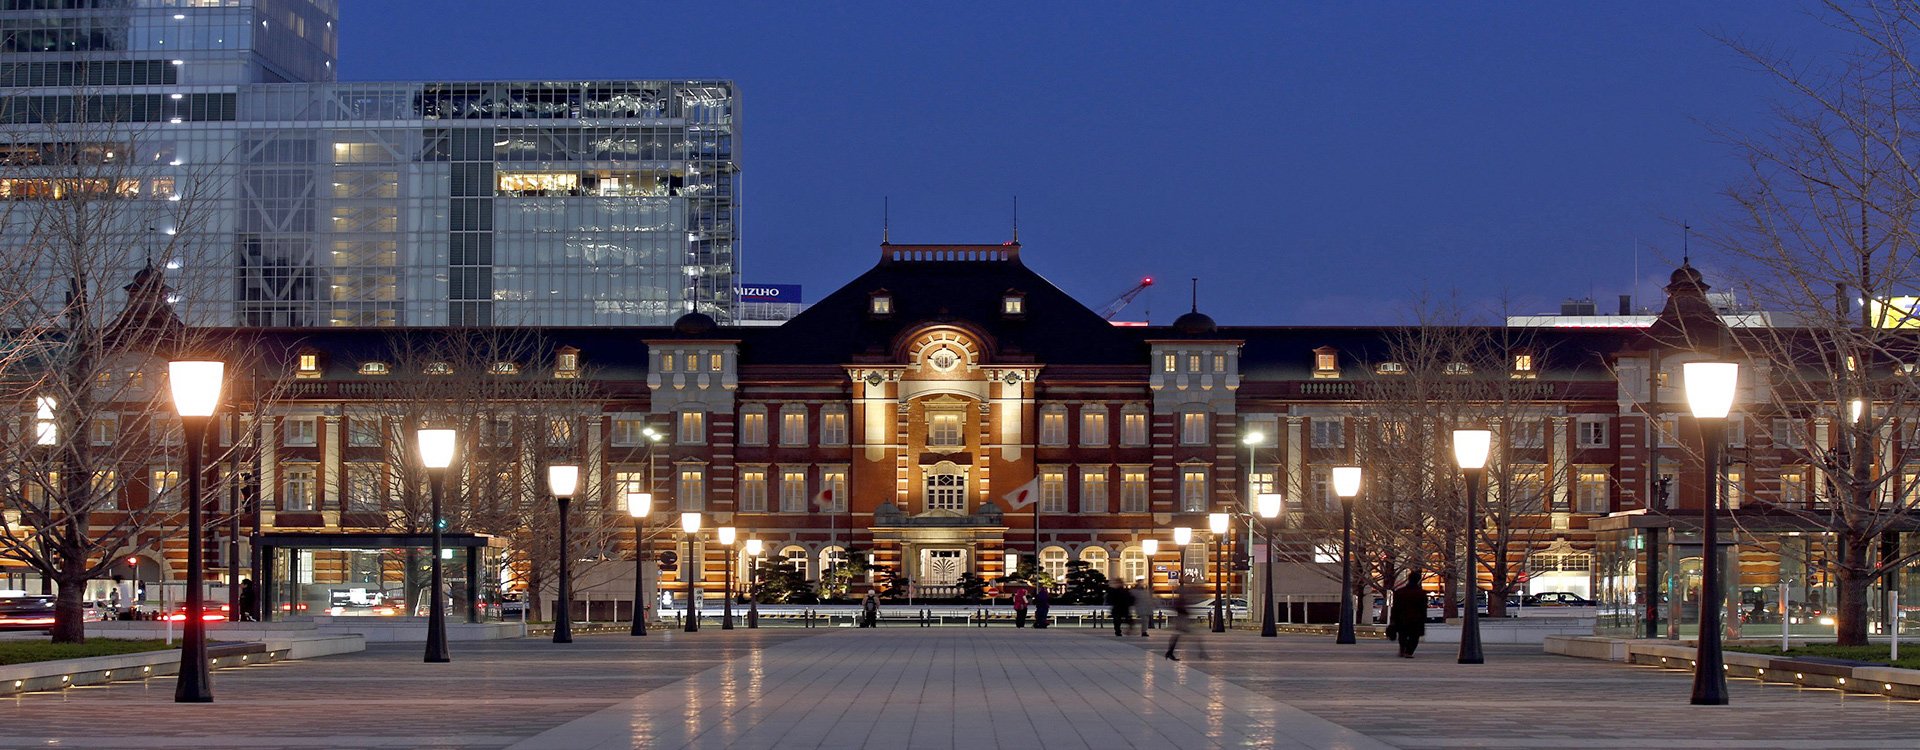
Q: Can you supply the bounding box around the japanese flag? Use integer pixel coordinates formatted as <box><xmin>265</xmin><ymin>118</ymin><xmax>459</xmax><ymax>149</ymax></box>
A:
<box><xmin>1003</xmin><ymin>477</ymin><xmax>1041</xmax><ymax>509</ymax></box>
<box><xmin>811</xmin><ymin>487</ymin><xmax>838</xmax><ymax>513</ymax></box>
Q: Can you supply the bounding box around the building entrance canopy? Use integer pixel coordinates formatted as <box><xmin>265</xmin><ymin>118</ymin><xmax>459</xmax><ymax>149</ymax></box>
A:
<box><xmin>253</xmin><ymin>532</ymin><xmax>506</xmax><ymax>624</ymax></box>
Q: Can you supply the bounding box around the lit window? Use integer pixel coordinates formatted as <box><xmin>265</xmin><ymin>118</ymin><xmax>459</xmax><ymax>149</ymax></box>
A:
<box><xmin>709</xmin><ymin>353</ymin><xmax>724</xmax><ymax>371</ymax></box>
<box><xmin>820</xmin><ymin>406</ymin><xmax>849</xmax><ymax>446</ymax></box>
<box><xmin>676</xmin><ymin>467</ymin><xmax>705</xmax><ymax>510</ymax></box>
<box><xmin>1079</xmin><ymin>407</ymin><xmax>1108</xmax><ymax>446</ymax></box>
<box><xmin>738</xmin><ymin>468</ymin><xmax>768</xmax><ymax>512</ymax></box>
<box><xmin>357</xmin><ymin>362</ymin><xmax>389</xmax><ymax>376</ymax></box>
<box><xmin>1041</xmin><ymin>546</ymin><xmax>1068</xmax><ymax>581</ymax></box>
<box><xmin>1180</xmin><ymin>467</ymin><xmax>1208</xmax><ymax>512</ymax></box>
<box><xmin>1511</xmin><ymin>353</ymin><xmax>1535</xmax><ymax>378</ymax></box>
<box><xmin>1213</xmin><ymin>354</ymin><xmax>1226</xmax><ymax>372</ymax></box>
<box><xmin>1080</xmin><ymin>468</ymin><xmax>1109</xmax><ymax>513</ymax></box>
<box><xmin>1375</xmin><ymin>361</ymin><xmax>1406</xmax><ymax>375</ymax></box>
<box><xmin>490</xmin><ymin>361</ymin><xmax>520</xmax><ymax>375</ymax></box>
<box><xmin>1163</xmin><ymin>353</ymin><xmax>1177</xmax><ymax>372</ymax></box>
<box><xmin>296</xmin><ymin>352</ymin><xmax>320</xmax><ymax>378</ymax></box>
<box><xmin>424</xmin><ymin>362</ymin><xmax>453</xmax><ymax>375</ymax></box>
<box><xmin>1120</xmin><ymin>469</ymin><xmax>1148</xmax><ymax>512</ymax></box>
<box><xmin>34</xmin><ymin>396</ymin><xmax>56</xmax><ymax>445</ymax></box>
<box><xmin>739</xmin><ymin>407</ymin><xmax>768</xmax><ymax>446</ymax></box>
<box><xmin>925</xmin><ymin>470</ymin><xmax>966</xmax><ymax>512</ymax></box>
<box><xmin>780</xmin><ymin>470</ymin><xmax>808</xmax><ymax>512</ymax></box>
<box><xmin>1779</xmin><ymin>468</ymin><xmax>1809</xmax><ymax>507</ymax></box>
<box><xmin>929</xmin><ymin>412</ymin><xmax>963</xmax><ymax>448</ymax></box>
<box><xmin>149</xmin><ymin>467</ymin><xmax>181</xmax><ymax>510</ymax></box>
<box><xmin>546</xmin><ymin>417</ymin><xmax>574</xmax><ymax>447</ymax></box>
<box><xmin>818</xmin><ymin>467</ymin><xmax>848</xmax><ymax>512</ymax></box>
<box><xmin>1039</xmin><ymin>469</ymin><xmax>1067</xmax><ymax>513</ymax></box>
<box><xmin>677</xmin><ymin>411</ymin><xmax>706</xmax><ymax>444</ymax></box>
<box><xmin>556</xmin><ymin>350</ymin><xmax>579</xmax><ymax>372</ymax></box>
<box><xmin>1444</xmin><ymin>362</ymin><xmax>1472</xmax><ymax>376</ymax></box>
<box><xmin>1180</xmin><ymin>411</ymin><xmax>1209</xmax><ymax>445</ymax></box>
<box><xmin>282</xmin><ymin>465</ymin><xmax>317</xmax><ymax>511</ymax></box>
<box><xmin>1003</xmin><ymin>293</ymin><xmax>1024</xmax><ymax>315</ymax></box>
<box><xmin>1313</xmin><ymin>347</ymin><xmax>1339</xmax><ymax>378</ymax></box>
<box><xmin>870</xmin><ymin>292</ymin><xmax>893</xmax><ymax>315</ymax></box>
<box><xmin>1039</xmin><ymin>406</ymin><xmax>1067</xmax><ymax>446</ymax></box>
<box><xmin>779</xmin><ymin>405</ymin><xmax>807</xmax><ymax>446</ymax></box>
<box><xmin>1188</xmin><ymin>354</ymin><xmax>1201</xmax><ymax>372</ymax></box>
<box><xmin>1120</xmin><ymin>408</ymin><xmax>1148</xmax><ymax>446</ymax></box>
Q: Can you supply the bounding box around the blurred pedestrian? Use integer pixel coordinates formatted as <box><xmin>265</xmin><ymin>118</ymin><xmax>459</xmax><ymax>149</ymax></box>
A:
<box><xmin>1388</xmin><ymin>574</ymin><xmax>1427</xmax><ymax>658</ymax></box>
<box><xmin>1164</xmin><ymin>578</ymin><xmax>1207</xmax><ymax>661</ymax></box>
<box><xmin>1109</xmin><ymin>579</ymin><xmax>1134</xmax><ymax>636</ymax></box>
<box><xmin>238</xmin><ymin>579</ymin><xmax>259</xmax><ymax>622</ymax></box>
<box><xmin>1034</xmin><ymin>586</ymin><xmax>1051</xmax><ymax>629</ymax></box>
<box><xmin>861</xmin><ymin>588</ymin><xmax>879</xmax><ymax>628</ymax></box>
<box><xmin>1132</xmin><ymin>578</ymin><xmax>1153</xmax><ymax>636</ymax></box>
<box><xmin>1012</xmin><ymin>586</ymin><xmax>1030</xmax><ymax>628</ymax></box>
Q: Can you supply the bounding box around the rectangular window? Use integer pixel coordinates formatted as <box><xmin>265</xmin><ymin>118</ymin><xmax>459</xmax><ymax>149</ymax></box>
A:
<box><xmin>1121</xmin><ymin>410</ymin><xmax>1148</xmax><ymax>446</ymax></box>
<box><xmin>1213</xmin><ymin>354</ymin><xmax>1226</xmax><ymax>373</ymax></box>
<box><xmin>1509</xmin><ymin>419</ymin><xmax>1545</xmax><ymax>449</ymax></box>
<box><xmin>819</xmin><ymin>467</ymin><xmax>848</xmax><ymax>512</ymax></box>
<box><xmin>1249</xmin><ymin>470</ymin><xmax>1277</xmax><ymax>496</ymax></box>
<box><xmin>709</xmin><ymin>353</ymin><xmax>724</xmax><ymax>371</ymax></box>
<box><xmin>612</xmin><ymin>470</ymin><xmax>648</xmax><ymax>504</ymax></box>
<box><xmin>1725</xmin><ymin>464</ymin><xmax>1746</xmax><ymax>510</ymax></box>
<box><xmin>1180</xmin><ymin>467</ymin><xmax>1208</xmax><ymax>512</ymax></box>
<box><xmin>1079</xmin><ymin>408</ymin><xmax>1108</xmax><ymax>446</ymax></box>
<box><xmin>1727</xmin><ymin>418</ymin><xmax>1747</xmax><ymax>448</ymax></box>
<box><xmin>676</xmin><ymin>467</ymin><xmax>705</xmax><ymax>511</ymax></box>
<box><xmin>821</xmin><ymin>408</ymin><xmax>848</xmax><ymax>446</ymax></box>
<box><xmin>347</xmin><ymin>416</ymin><xmax>381</xmax><ymax>447</ymax></box>
<box><xmin>546</xmin><ymin>417</ymin><xmax>574</xmax><ymax>447</ymax></box>
<box><xmin>344</xmin><ymin>463</ymin><xmax>383</xmax><ymax>511</ymax></box>
<box><xmin>610</xmin><ymin>418</ymin><xmax>650</xmax><ymax>447</ymax></box>
<box><xmin>1576</xmin><ymin>418</ymin><xmax>1608</xmax><ymax>448</ymax></box>
<box><xmin>1310</xmin><ymin>418</ymin><xmax>1345</xmax><ymax>448</ymax></box>
<box><xmin>678</xmin><ymin>411</ymin><xmax>706</xmax><ymax>444</ymax></box>
<box><xmin>1576</xmin><ymin>468</ymin><xmax>1608</xmax><ymax>513</ymax></box>
<box><xmin>1039</xmin><ymin>409</ymin><xmax>1067</xmax><ymax>446</ymax></box>
<box><xmin>1658</xmin><ymin>415</ymin><xmax>1679</xmax><ymax>448</ymax></box>
<box><xmin>284</xmin><ymin>417</ymin><xmax>317</xmax><ymax>447</ymax></box>
<box><xmin>1039</xmin><ymin>469</ymin><xmax>1067</xmax><ymax>513</ymax></box>
<box><xmin>1509</xmin><ymin>464</ymin><xmax>1548</xmax><ymax>510</ymax></box>
<box><xmin>89</xmin><ymin>414</ymin><xmax>117</xmax><ymax>446</ymax></box>
<box><xmin>1120</xmin><ymin>469</ymin><xmax>1149</xmax><ymax>513</ymax></box>
<box><xmin>780</xmin><ymin>408</ymin><xmax>807</xmax><ymax>446</ymax></box>
<box><xmin>149</xmin><ymin>467</ymin><xmax>180</xmax><ymax>511</ymax></box>
<box><xmin>929</xmin><ymin>412</ymin><xmax>963</xmax><ymax>448</ymax></box>
<box><xmin>283</xmin><ymin>465</ymin><xmax>317</xmax><ymax>511</ymax></box>
<box><xmin>1311</xmin><ymin>467</ymin><xmax>1334</xmax><ymax>511</ymax></box>
<box><xmin>1772</xmin><ymin>418</ymin><xmax>1805</xmax><ymax>449</ymax></box>
<box><xmin>1163</xmin><ymin>353</ymin><xmax>1176</xmax><ymax>372</ymax></box>
<box><xmin>1180</xmin><ymin>412</ymin><xmax>1209</xmax><ymax>446</ymax></box>
<box><xmin>1080</xmin><ymin>468</ymin><xmax>1109</xmax><ymax>514</ymax></box>
<box><xmin>88</xmin><ymin>470</ymin><xmax>117</xmax><ymax>509</ymax></box>
<box><xmin>739</xmin><ymin>410</ymin><xmax>767</xmax><ymax>446</ymax></box>
<box><xmin>780</xmin><ymin>470</ymin><xmax>808</xmax><ymax>512</ymax></box>
<box><xmin>738</xmin><ymin>468</ymin><xmax>768</xmax><ymax>512</ymax></box>
<box><xmin>484</xmin><ymin>417</ymin><xmax>514</xmax><ymax>447</ymax></box>
<box><xmin>1779</xmin><ymin>467</ymin><xmax>1808</xmax><ymax>508</ymax></box>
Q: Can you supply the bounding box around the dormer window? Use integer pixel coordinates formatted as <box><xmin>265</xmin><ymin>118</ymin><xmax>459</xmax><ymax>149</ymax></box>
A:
<box><xmin>490</xmin><ymin>361</ymin><xmax>520</xmax><ymax>375</ymax></box>
<box><xmin>555</xmin><ymin>346</ymin><xmax>580</xmax><ymax>379</ymax></box>
<box><xmin>1375</xmin><ymin>361</ymin><xmax>1406</xmax><ymax>375</ymax></box>
<box><xmin>1444</xmin><ymin>362</ymin><xmax>1473</xmax><ymax>376</ymax></box>
<box><xmin>1511</xmin><ymin>353</ymin><xmax>1536</xmax><ymax>379</ymax></box>
<box><xmin>1312</xmin><ymin>346</ymin><xmax>1340</xmax><ymax>379</ymax></box>
<box><xmin>870</xmin><ymin>290</ymin><xmax>893</xmax><ymax>316</ymax></box>
<box><xmin>296</xmin><ymin>351</ymin><xmax>321</xmax><ymax>379</ymax></box>
<box><xmin>1002</xmin><ymin>289</ymin><xmax>1026</xmax><ymax>316</ymax></box>
<box><xmin>425</xmin><ymin>362</ymin><xmax>453</xmax><ymax>375</ymax></box>
<box><xmin>357</xmin><ymin>362</ymin><xmax>390</xmax><ymax>376</ymax></box>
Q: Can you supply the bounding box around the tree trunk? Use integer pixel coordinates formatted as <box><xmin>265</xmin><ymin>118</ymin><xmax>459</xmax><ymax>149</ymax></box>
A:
<box><xmin>51</xmin><ymin>574</ymin><xmax>87</xmax><ymax>644</ymax></box>
<box><xmin>1835</xmin><ymin>534</ymin><xmax>1873</xmax><ymax>646</ymax></box>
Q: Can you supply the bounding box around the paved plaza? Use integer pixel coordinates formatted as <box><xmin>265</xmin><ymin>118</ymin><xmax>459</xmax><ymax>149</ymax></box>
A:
<box><xmin>3</xmin><ymin>626</ymin><xmax>1920</xmax><ymax>749</ymax></box>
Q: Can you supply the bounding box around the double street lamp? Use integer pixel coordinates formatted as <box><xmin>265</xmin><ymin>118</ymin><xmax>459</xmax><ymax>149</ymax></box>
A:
<box><xmin>1453</xmin><ymin>428</ymin><xmax>1491</xmax><ymax>665</ymax></box>
<box><xmin>1685</xmin><ymin>361</ymin><xmax>1739</xmax><ymax>706</ymax></box>
<box><xmin>1333</xmin><ymin>466</ymin><xmax>1363</xmax><ymax>645</ymax></box>
<box><xmin>627</xmin><ymin>488</ymin><xmax>651</xmax><ymax>636</ymax></box>
<box><xmin>745</xmin><ymin>538</ymin><xmax>763</xmax><ymax>628</ymax></box>
<box><xmin>417</xmin><ymin>428</ymin><xmax>457</xmax><ymax>663</ymax></box>
<box><xmin>681</xmin><ymin>512</ymin><xmax>702</xmax><ymax>632</ymax></box>
<box><xmin>167</xmin><ymin>359</ymin><xmax>224</xmax><ymax>704</ymax></box>
<box><xmin>1256</xmin><ymin>492</ymin><xmax>1284</xmax><ymax>637</ymax></box>
<box><xmin>548</xmin><ymin>464</ymin><xmax>579</xmax><ymax>644</ymax></box>
<box><xmin>719</xmin><ymin>526</ymin><xmax>736</xmax><ymax>630</ymax></box>
<box><xmin>1209</xmin><ymin>512</ymin><xmax>1229</xmax><ymax>633</ymax></box>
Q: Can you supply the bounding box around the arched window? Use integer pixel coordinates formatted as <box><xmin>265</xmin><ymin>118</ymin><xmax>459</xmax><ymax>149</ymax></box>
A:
<box><xmin>820</xmin><ymin>545</ymin><xmax>848</xmax><ymax>574</ymax></box>
<box><xmin>1041</xmin><ymin>546</ymin><xmax>1069</xmax><ymax>582</ymax></box>
<box><xmin>1183</xmin><ymin>544</ymin><xmax>1208</xmax><ymax>582</ymax></box>
<box><xmin>780</xmin><ymin>545</ymin><xmax>810</xmax><ymax>579</ymax></box>
<box><xmin>1119</xmin><ymin>546</ymin><xmax>1148</xmax><ymax>585</ymax></box>
<box><xmin>1079</xmin><ymin>546</ymin><xmax>1109</xmax><ymax>579</ymax></box>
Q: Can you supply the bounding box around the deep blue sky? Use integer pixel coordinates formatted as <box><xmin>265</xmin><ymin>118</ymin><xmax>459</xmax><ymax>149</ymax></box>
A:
<box><xmin>343</xmin><ymin>2</ymin><xmax>1834</xmax><ymax>325</ymax></box>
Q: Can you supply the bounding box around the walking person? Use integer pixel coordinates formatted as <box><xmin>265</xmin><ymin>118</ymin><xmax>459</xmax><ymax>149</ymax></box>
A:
<box><xmin>1132</xmin><ymin>578</ymin><xmax>1153</xmax><ymax>636</ymax></box>
<box><xmin>1034</xmin><ymin>586</ymin><xmax>1051</xmax><ymax>629</ymax></box>
<box><xmin>1164</xmin><ymin>578</ymin><xmax>1207</xmax><ymax>661</ymax></box>
<box><xmin>861</xmin><ymin>588</ymin><xmax>879</xmax><ymax>628</ymax></box>
<box><xmin>1012</xmin><ymin>586</ymin><xmax>1030</xmax><ymax>628</ymax></box>
<box><xmin>237</xmin><ymin>579</ymin><xmax>259</xmax><ymax>622</ymax></box>
<box><xmin>1109</xmin><ymin>579</ymin><xmax>1134</xmax><ymax>636</ymax></box>
<box><xmin>1387</xmin><ymin>575</ymin><xmax>1427</xmax><ymax>658</ymax></box>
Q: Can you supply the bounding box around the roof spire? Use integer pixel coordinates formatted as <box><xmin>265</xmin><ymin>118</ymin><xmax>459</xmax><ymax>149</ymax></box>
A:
<box><xmin>883</xmin><ymin>197</ymin><xmax>890</xmax><ymax>244</ymax></box>
<box><xmin>1011</xmin><ymin>195</ymin><xmax>1019</xmax><ymax>243</ymax></box>
<box><xmin>1189</xmin><ymin>277</ymin><xmax>1198</xmax><ymax>313</ymax></box>
<box><xmin>1682</xmin><ymin>222</ymin><xmax>1690</xmax><ymax>266</ymax></box>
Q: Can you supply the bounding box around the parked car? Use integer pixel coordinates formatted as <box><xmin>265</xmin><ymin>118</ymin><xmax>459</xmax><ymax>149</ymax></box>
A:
<box><xmin>1192</xmin><ymin>597</ymin><xmax>1249</xmax><ymax>619</ymax></box>
<box><xmin>1523</xmin><ymin>591</ymin><xmax>1595</xmax><ymax>607</ymax></box>
<box><xmin>0</xmin><ymin>595</ymin><xmax>57</xmax><ymax>631</ymax></box>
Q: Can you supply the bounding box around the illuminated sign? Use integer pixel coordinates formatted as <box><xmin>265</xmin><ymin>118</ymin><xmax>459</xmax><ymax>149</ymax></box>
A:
<box><xmin>735</xmin><ymin>284</ymin><xmax>801</xmax><ymax>303</ymax></box>
<box><xmin>1869</xmin><ymin>297</ymin><xmax>1920</xmax><ymax>329</ymax></box>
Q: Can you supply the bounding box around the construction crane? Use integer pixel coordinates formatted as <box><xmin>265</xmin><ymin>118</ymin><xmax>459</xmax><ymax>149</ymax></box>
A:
<box><xmin>1098</xmin><ymin>277</ymin><xmax>1154</xmax><ymax>321</ymax></box>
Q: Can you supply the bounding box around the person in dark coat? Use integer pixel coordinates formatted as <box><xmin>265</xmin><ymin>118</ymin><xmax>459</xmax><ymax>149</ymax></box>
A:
<box><xmin>1387</xmin><ymin>575</ymin><xmax>1427</xmax><ymax>658</ymax></box>
<box><xmin>1012</xmin><ymin>586</ymin><xmax>1030</xmax><ymax>628</ymax></box>
<box><xmin>860</xmin><ymin>589</ymin><xmax>879</xmax><ymax>628</ymax></box>
<box><xmin>1109</xmin><ymin>580</ymin><xmax>1134</xmax><ymax>636</ymax></box>
<box><xmin>1034</xmin><ymin>586</ymin><xmax>1051</xmax><ymax>629</ymax></box>
<box><xmin>238</xmin><ymin>579</ymin><xmax>259</xmax><ymax>622</ymax></box>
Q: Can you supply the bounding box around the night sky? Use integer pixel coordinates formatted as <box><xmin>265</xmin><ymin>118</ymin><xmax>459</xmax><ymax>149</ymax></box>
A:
<box><xmin>342</xmin><ymin>2</ymin><xmax>1835</xmax><ymax>325</ymax></box>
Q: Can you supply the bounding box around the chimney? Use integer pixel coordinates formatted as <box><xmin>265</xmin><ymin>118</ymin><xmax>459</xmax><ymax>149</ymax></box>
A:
<box><xmin>1618</xmin><ymin>294</ymin><xmax>1632</xmax><ymax>315</ymax></box>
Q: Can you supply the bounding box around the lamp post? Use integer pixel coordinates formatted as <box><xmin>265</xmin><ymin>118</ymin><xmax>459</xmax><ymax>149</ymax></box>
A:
<box><xmin>1333</xmin><ymin>466</ymin><xmax>1362</xmax><ymax>645</ymax></box>
<box><xmin>627</xmin><ymin>488</ymin><xmax>652</xmax><ymax>636</ymax></box>
<box><xmin>1453</xmin><ymin>428</ymin><xmax>1491</xmax><ymax>665</ymax></box>
<box><xmin>1257</xmin><ymin>492</ymin><xmax>1284</xmax><ymax>637</ymax></box>
<box><xmin>745</xmin><ymin>538</ymin><xmax>763</xmax><ymax>628</ymax></box>
<box><xmin>682</xmin><ymin>512</ymin><xmax>702</xmax><ymax>632</ymax></box>
<box><xmin>167</xmin><ymin>360</ymin><xmax>223</xmax><ymax>703</ymax></box>
<box><xmin>548</xmin><ymin>464</ymin><xmax>579</xmax><ymax>644</ymax></box>
<box><xmin>1241</xmin><ymin>431</ymin><xmax>1265</xmax><ymax>632</ymax></box>
<box><xmin>1141</xmin><ymin>536</ymin><xmax>1161</xmax><ymax>627</ymax></box>
<box><xmin>1209</xmin><ymin>512</ymin><xmax>1229</xmax><ymax>633</ymax></box>
<box><xmin>418</xmin><ymin>428</ymin><xmax>457</xmax><ymax>663</ymax></box>
<box><xmin>718</xmin><ymin>526</ymin><xmax>736</xmax><ymax>630</ymax></box>
<box><xmin>1685</xmin><ymin>361</ymin><xmax>1739</xmax><ymax>705</ymax></box>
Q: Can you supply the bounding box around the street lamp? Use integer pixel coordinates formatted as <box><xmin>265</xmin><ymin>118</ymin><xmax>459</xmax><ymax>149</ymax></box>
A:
<box><xmin>718</xmin><ymin>526</ymin><xmax>736</xmax><ymax>630</ymax></box>
<box><xmin>1209</xmin><ymin>512</ymin><xmax>1230</xmax><ymax>633</ymax></box>
<box><xmin>1257</xmin><ymin>492</ymin><xmax>1284</xmax><ymax>637</ymax></box>
<box><xmin>1453</xmin><ymin>428</ymin><xmax>1491</xmax><ymax>665</ymax></box>
<box><xmin>167</xmin><ymin>359</ymin><xmax>223</xmax><ymax>703</ymax></box>
<box><xmin>745</xmin><ymin>538</ymin><xmax>763</xmax><ymax>628</ymax></box>
<box><xmin>627</xmin><ymin>488</ymin><xmax>652</xmax><ymax>636</ymax></box>
<box><xmin>681</xmin><ymin>512</ymin><xmax>702</xmax><ymax>632</ymax></box>
<box><xmin>1141</xmin><ymin>536</ymin><xmax>1161</xmax><ymax>630</ymax></box>
<box><xmin>1333</xmin><ymin>466</ymin><xmax>1362</xmax><ymax>645</ymax></box>
<box><xmin>1685</xmin><ymin>360</ymin><xmax>1739</xmax><ymax>705</ymax></box>
<box><xmin>417</xmin><ymin>428</ymin><xmax>457</xmax><ymax>663</ymax></box>
<box><xmin>547</xmin><ymin>464</ymin><xmax>579</xmax><ymax>644</ymax></box>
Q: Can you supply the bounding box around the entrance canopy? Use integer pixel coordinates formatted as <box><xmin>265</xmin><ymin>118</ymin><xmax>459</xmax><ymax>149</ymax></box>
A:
<box><xmin>253</xmin><ymin>532</ymin><xmax>506</xmax><ymax>623</ymax></box>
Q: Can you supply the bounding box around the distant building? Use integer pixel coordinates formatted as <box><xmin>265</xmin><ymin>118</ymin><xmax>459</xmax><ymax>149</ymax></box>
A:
<box><xmin>0</xmin><ymin>0</ymin><xmax>740</xmax><ymax>327</ymax></box>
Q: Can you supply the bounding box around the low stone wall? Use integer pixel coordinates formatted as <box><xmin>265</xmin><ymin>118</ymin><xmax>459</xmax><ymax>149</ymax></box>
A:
<box><xmin>0</xmin><ymin>641</ymin><xmax>279</xmax><ymax>696</ymax></box>
<box><xmin>308</xmin><ymin>616</ymin><xmax>522</xmax><ymax>643</ymax></box>
<box><xmin>1547</xmin><ymin>635</ymin><xmax>1920</xmax><ymax>700</ymax></box>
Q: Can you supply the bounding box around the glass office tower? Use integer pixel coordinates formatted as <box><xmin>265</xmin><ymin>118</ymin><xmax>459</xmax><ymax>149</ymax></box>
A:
<box><xmin>0</xmin><ymin>1</ymin><xmax>739</xmax><ymax>326</ymax></box>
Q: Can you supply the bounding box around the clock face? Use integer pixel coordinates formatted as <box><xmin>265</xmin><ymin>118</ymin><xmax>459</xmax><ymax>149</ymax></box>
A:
<box><xmin>927</xmin><ymin>347</ymin><xmax>960</xmax><ymax>372</ymax></box>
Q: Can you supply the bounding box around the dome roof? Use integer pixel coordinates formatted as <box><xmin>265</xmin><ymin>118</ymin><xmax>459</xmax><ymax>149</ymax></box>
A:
<box><xmin>1669</xmin><ymin>261</ymin><xmax>1704</xmax><ymax>287</ymax></box>
<box><xmin>673</xmin><ymin>311</ymin><xmax>718</xmax><ymax>336</ymax></box>
<box><xmin>1172</xmin><ymin>310</ymin><xmax>1217</xmax><ymax>336</ymax></box>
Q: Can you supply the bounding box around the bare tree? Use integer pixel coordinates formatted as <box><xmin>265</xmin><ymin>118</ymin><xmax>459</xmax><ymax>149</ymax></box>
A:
<box><xmin>1709</xmin><ymin>0</ymin><xmax>1920</xmax><ymax>645</ymax></box>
